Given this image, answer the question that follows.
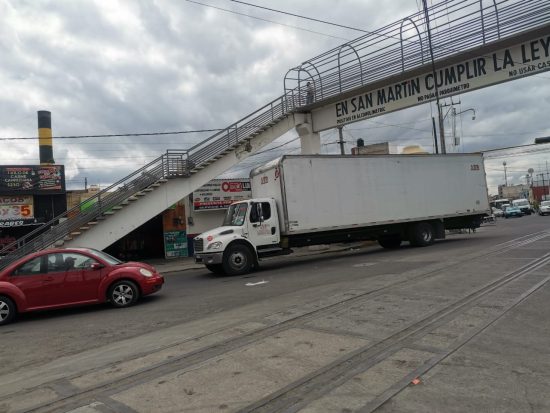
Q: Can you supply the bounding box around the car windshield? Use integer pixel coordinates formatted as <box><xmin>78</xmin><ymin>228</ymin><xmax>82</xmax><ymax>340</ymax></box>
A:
<box><xmin>541</xmin><ymin>201</ymin><xmax>550</xmax><ymax>207</ymax></box>
<box><xmin>222</xmin><ymin>203</ymin><xmax>248</xmax><ymax>226</ymax></box>
<box><xmin>513</xmin><ymin>201</ymin><xmax>528</xmax><ymax>206</ymax></box>
<box><xmin>79</xmin><ymin>248</ymin><xmax>123</xmax><ymax>265</ymax></box>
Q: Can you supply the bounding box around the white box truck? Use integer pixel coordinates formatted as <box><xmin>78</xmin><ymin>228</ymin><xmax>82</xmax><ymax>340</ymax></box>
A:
<box><xmin>194</xmin><ymin>154</ymin><xmax>490</xmax><ymax>275</ymax></box>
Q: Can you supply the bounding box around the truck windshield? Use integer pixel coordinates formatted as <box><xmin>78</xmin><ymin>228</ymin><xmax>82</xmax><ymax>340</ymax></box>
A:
<box><xmin>222</xmin><ymin>203</ymin><xmax>248</xmax><ymax>226</ymax></box>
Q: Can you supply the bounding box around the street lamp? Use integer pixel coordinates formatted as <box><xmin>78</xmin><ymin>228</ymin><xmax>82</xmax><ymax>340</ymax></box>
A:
<box><xmin>503</xmin><ymin>161</ymin><xmax>508</xmax><ymax>186</ymax></box>
<box><xmin>451</xmin><ymin>108</ymin><xmax>476</xmax><ymax>147</ymax></box>
<box><xmin>455</xmin><ymin>108</ymin><xmax>476</xmax><ymax>120</ymax></box>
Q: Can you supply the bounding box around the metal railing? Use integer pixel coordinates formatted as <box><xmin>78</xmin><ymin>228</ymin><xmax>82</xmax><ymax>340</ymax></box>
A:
<box><xmin>284</xmin><ymin>0</ymin><xmax>550</xmax><ymax>109</ymax></box>
<box><xmin>0</xmin><ymin>96</ymin><xmax>289</xmax><ymax>269</ymax></box>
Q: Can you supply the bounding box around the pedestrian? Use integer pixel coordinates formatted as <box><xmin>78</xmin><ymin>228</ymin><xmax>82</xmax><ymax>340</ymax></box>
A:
<box><xmin>306</xmin><ymin>81</ymin><xmax>314</xmax><ymax>104</ymax></box>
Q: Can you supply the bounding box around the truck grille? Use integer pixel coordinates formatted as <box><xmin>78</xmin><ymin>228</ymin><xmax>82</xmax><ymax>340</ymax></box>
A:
<box><xmin>194</xmin><ymin>237</ymin><xmax>204</xmax><ymax>253</ymax></box>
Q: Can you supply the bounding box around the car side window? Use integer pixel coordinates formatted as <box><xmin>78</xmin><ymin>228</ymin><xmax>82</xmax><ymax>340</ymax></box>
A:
<box><xmin>65</xmin><ymin>253</ymin><xmax>98</xmax><ymax>270</ymax></box>
<box><xmin>47</xmin><ymin>253</ymin><xmax>66</xmax><ymax>272</ymax></box>
<box><xmin>45</xmin><ymin>253</ymin><xmax>98</xmax><ymax>272</ymax></box>
<box><xmin>12</xmin><ymin>257</ymin><xmax>44</xmax><ymax>276</ymax></box>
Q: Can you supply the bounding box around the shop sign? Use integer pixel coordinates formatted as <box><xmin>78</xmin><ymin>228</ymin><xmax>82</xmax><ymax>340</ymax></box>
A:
<box><xmin>193</xmin><ymin>179</ymin><xmax>251</xmax><ymax>211</ymax></box>
<box><xmin>0</xmin><ymin>196</ymin><xmax>37</xmax><ymax>227</ymax></box>
<box><xmin>0</xmin><ymin>165</ymin><xmax>65</xmax><ymax>194</ymax></box>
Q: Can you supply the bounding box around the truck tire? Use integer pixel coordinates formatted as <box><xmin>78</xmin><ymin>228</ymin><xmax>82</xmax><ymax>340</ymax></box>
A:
<box><xmin>409</xmin><ymin>222</ymin><xmax>434</xmax><ymax>247</ymax></box>
<box><xmin>205</xmin><ymin>264</ymin><xmax>225</xmax><ymax>275</ymax></box>
<box><xmin>223</xmin><ymin>244</ymin><xmax>253</xmax><ymax>276</ymax></box>
<box><xmin>378</xmin><ymin>236</ymin><xmax>402</xmax><ymax>249</ymax></box>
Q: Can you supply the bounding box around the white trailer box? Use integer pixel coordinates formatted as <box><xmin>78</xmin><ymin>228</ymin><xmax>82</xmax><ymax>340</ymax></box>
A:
<box><xmin>194</xmin><ymin>154</ymin><xmax>489</xmax><ymax>275</ymax></box>
<box><xmin>250</xmin><ymin>154</ymin><xmax>490</xmax><ymax>235</ymax></box>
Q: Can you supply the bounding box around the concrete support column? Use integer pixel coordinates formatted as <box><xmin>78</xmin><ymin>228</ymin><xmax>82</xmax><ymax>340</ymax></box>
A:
<box><xmin>295</xmin><ymin>118</ymin><xmax>320</xmax><ymax>155</ymax></box>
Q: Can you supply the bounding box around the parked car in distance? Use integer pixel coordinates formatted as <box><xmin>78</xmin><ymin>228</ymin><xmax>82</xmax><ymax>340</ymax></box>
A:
<box><xmin>491</xmin><ymin>207</ymin><xmax>504</xmax><ymax>217</ymax></box>
<box><xmin>0</xmin><ymin>248</ymin><xmax>164</xmax><ymax>325</ymax></box>
<box><xmin>539</xmin><ymin>200</ymin><xmax>550</xmax><ymax>216</ymax></box>
<box><xmin>504</xmin><ymin>206</ymin><xmax>523</xmax><ymax>218</ymax></box>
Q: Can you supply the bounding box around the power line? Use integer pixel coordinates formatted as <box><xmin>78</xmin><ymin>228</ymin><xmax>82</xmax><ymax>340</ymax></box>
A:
<box><xmin>227</xmin><ymin>0</ymin><xmax>369</xmax><ymax>34</ymax></box>
<box><xmin>184</xmin><ymin>0</ymin><xmax>350</xmax><ymax>41</ymax></box>
<box><xmin>0</xmin><ymin>128</ymin><xmax>224</xmax><ymax>141</ymax></box>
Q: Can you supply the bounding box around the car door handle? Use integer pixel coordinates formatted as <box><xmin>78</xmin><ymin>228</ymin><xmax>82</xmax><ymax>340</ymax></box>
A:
<box><xmin>44</xmin><ymin>276</ymin><xmax>54</xmax><ymax>282</ymax></box>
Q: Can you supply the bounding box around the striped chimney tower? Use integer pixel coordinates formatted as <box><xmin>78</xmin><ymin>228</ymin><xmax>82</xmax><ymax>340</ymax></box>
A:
<box><xmin>37</xmin><ymin>110</ymin><xmax>55</xmax><ymax>164</ymax></box>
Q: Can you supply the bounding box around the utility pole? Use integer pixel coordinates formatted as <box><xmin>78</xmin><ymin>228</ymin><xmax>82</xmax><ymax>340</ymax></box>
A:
<box><xmin>503</xmin><ymin>161</ymin><xmax>508</xmax><ymax>186</ymax></box>
<box><xmin>423</xmin><ymin>0</ymin><xmax>446</xmax><ymax>154</ymax></box>
<box><xmin>431</xmin><ymin>117</ymin><xmax>439</xmax><ymax>154</ymax></box>
<box><xmin>338</xmin><ymin>126</ymin><xmax>345</xmax><ymax>155</ymax></box>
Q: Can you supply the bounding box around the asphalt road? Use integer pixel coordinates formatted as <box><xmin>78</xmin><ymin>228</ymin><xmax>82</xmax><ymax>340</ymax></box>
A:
<box><xmin>1</xmin><ymin>214</ymin><xmax>550</xmax><ymax>412</ymax></box>
<box><xmin>1</xmin><ymin>215</ymin><xmax>547</xmax><ymax>371</ymax></box>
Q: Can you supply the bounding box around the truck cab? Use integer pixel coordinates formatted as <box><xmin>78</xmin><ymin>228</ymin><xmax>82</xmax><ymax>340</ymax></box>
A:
<box><xmin>193</xmin><ymin>198</ymin><xmax>281</xmax><ymax>275</ymax></box>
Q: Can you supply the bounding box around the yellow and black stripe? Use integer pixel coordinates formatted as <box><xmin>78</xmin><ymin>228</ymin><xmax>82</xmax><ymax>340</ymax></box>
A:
<box><xmin>38</xmin><ymin>110</ymin><xmax>55</xmax><ymax>164</ymax></box>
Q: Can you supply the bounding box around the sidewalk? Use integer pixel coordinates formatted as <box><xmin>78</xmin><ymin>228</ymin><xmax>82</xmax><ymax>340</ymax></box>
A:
<box><xmin>145</xmin><ymin>242</ymin><xmax>373</xmax><ymax>274</ymax></box>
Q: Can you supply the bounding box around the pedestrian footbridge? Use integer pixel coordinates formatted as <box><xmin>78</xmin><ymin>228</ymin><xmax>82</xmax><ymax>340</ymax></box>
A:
<box><xmin>1</xmin><ymin>0</ymin><xmax>548</xmax><ymax>268</ymax></box>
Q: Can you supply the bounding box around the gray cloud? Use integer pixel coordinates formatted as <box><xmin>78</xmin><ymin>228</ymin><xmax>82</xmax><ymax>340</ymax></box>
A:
<box><xmin>0</xmin><ymin>0</ymin><xmax>548</xmax><ymax>195</ymax></box>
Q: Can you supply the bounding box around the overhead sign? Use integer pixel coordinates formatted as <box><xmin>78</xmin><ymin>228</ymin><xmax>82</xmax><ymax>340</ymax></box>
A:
<box><xmin>0</xmin><ymin>196</ymin><xmax>38</xmax><ymax>227</ymax></box>
<box><xmin>193</xmin><ymin>179</ymin><xmax>252</xmax><ymax>211</ymax></box>
<box><xmin>0</xmin><ymin>165</ymin><xmax>65</xmax><ymax>194</ymax></box>
<box><xmin>312</xmin><ymin>33</ymin><xmax>550</xmax><ymax>131</ymax></box>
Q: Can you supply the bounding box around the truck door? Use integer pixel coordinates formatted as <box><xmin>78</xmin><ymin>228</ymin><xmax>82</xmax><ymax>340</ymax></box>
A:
<box><xmin>247</xmin><ymin>201</ymin><xmax>280</xmax><ymax>247</ymax></box>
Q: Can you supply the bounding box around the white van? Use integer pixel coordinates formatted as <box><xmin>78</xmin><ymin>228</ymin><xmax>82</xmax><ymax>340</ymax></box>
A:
<box><xmin>511</xmin><ymin>198</ymin><xmax>532</xmax><ymax>215</ymax></box>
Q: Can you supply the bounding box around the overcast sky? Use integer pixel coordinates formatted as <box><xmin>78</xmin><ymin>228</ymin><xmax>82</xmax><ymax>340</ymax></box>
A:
<box><xmin>1</xmin><ymin>0</ymin><xmax>549</xmax><ymax>195</ymax></box>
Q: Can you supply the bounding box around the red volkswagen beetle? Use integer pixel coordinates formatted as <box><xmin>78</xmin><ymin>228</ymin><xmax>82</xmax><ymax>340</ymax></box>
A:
<box><xmin>0</xmin><ymin>248</ymin><xmax>164</xmax><ymax>325</ymax></box>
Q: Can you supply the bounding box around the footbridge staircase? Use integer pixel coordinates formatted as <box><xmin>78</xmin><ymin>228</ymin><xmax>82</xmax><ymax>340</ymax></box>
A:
<box><xmin>0</xmin><ymin>0</ymin><xmax>548</xmax><ymax>269</ymax></box>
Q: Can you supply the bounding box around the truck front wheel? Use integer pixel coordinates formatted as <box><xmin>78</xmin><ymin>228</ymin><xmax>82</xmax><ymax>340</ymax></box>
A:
<box><xmin>223</xmin><ymin>244</ymin><xmax>253</xmax><ymax>276</ymax></box>
<box><xmin>378</xmin><ymin>235</ymin><xmax>402</xmax><ymax>249</ymax></box>
<box><xmin>409</xmin><ymin>222</ymin><xmax>434</xmax><ymax>247</ymax></box>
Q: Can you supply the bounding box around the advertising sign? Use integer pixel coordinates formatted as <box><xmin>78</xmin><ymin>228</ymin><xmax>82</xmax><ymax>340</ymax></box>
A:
<box><xmin>312</xmin><ymin>33</ymin><xmax>550</xmax><ymax>131</ymax></box>
<box><xmin>0</xmin><ymin>165</ymin><xmax>65</xmax><ymax>194</ymax></box>
<box><xmin>163</xmin><ymin>230</ymin><xmax>188</xmax><ymax>258</ymax></box>
<box><xmin>0</xmin><ymin>196</ymin><xmax>37</xmax><ymax>227</ymax></box>
<box><xmin>193</xmin><ymin>179</ymin><xmax>252</xmax><ymax>211</ymax></box>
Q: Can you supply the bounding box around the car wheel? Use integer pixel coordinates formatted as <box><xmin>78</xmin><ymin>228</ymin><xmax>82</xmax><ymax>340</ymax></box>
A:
<box><xmin>409</xmin><ymin>222</ymin><xmax>434</xmax><ymax>247</ymax></box>
<box><xmin>222</xmin><ymin>244</ymin><xmax>253</xmax><ymax>276</ymax></box>
<box><xmin>108</xmin><ymin>280</ymin><xmax>139</xmax><ymax>308</ymax></box>
<box><xmin>0</xmin><ymin>296</ymin><xmax>16</xmax><ymax>326</ymax></box>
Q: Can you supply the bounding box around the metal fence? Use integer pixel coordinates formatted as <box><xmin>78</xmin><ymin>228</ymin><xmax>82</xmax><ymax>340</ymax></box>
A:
<box><xmin>284</xmin><ymin>0</ymin><xmax>550</xmax><ymax>109</ymax></box>
<box><xmin>0</xmin><ymin>95</ymin><xmax>289</xmax><ymax>268</ymax></box>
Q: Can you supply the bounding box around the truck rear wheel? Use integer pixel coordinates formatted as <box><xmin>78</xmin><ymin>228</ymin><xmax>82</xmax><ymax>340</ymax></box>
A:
<box><xmin>223</xmin><ymin>244</ymin><xmax>253</xmax><ymax>276</ymax></box>
<box><xmin>409</xmin><ymin>222</ymin><xmax>434</xmax><ymax>247</ymax></box>
<box><xmin>378</xmin><ymin>236</ymin><xmax>402</xmax><ymax>249</ymax></box>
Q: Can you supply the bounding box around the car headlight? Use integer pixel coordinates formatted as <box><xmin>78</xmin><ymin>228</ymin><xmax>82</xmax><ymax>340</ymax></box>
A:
<box><xmin>207</xmin><ymin>241</ymin><xmax>223</xmax><ymax>250</ymax></box>
<box><xmin>139</xmin><ymin>268</ymin><xmax>153</xmax><ymax>277</ymax></box>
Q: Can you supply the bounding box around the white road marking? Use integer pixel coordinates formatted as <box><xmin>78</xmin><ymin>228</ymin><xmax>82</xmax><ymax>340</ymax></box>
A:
<box><xmin>245</xmin><ymin>280</ymin><xmax>269</xmax><ymax>286</ymax></box>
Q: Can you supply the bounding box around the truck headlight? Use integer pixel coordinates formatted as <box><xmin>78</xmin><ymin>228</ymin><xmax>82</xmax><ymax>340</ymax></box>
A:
<box><xmin>207</xmin><ymin>241</ymin><xmax>223</xmax><ymax>250</ymax></box>
<box><xmin>139</xmin><ymin>268</ymin><xmax>153</xmax><ymax>277</ymax></box>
